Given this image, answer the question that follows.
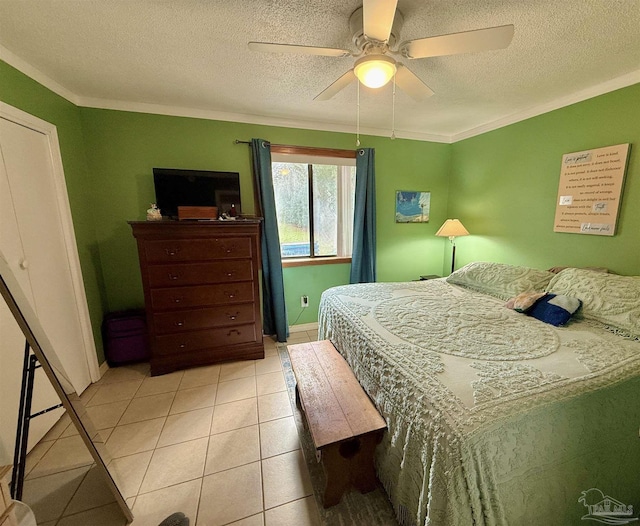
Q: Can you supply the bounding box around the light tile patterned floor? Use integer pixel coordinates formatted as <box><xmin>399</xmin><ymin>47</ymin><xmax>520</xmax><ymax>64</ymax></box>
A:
<box><xmin>22</xmin><ymin>332</ymin><xmax>321</xmax><ymax>526</ymax></box>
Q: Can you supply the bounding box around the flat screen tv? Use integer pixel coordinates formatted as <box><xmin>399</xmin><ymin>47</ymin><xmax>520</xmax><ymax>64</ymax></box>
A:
<box><xmin>153</xmin><ymin>168</ymin><xmax>241</xmax><ymax>219</ymax></box>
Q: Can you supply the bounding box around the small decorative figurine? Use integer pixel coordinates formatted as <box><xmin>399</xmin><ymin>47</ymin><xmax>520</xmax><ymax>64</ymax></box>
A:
<box><xmin>229</xmin><ymin>204</ymin><xmax>238</xmax><ymax>218</ymax></box>
<box><xmin>146</xmin><ymin>203</ymin><xmax>162</xmax><ymax>221</ymax></box>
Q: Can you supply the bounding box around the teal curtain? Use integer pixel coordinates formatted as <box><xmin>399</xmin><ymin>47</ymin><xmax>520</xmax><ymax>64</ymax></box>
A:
<box><xmin>350</xmin><ymin>148</ymin><xmax>377</xmax><ymax>283</ymax></box>
<box><xmin>251</xmin><ymin>139</ymin><xmax>289</xmax><ymax>342</ymax></box>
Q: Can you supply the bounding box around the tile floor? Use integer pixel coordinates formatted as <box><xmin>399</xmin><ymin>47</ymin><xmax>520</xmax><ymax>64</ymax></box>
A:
<box><xmin>22</xmin><ymin>331</ymin><xmax>321</xmax><ymax>526</ymax></box>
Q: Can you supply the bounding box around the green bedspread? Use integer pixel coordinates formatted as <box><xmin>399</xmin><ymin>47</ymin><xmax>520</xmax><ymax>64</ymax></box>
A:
<box><xmin>318</xmin><ymin>279</ymin><xmax>640</xmax><ymax>526</ymax></box>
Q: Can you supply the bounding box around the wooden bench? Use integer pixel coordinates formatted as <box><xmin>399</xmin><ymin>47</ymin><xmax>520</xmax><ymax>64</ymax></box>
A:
<box><xmin>287</xmin><ymin>340</ymin><xmax>387</xmax><ymax>507</ymax></box>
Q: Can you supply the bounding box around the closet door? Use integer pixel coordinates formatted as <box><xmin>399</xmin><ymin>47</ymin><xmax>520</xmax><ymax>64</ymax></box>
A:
<box><xmin>0</xmin><ymin>111</ymin><xmax>93</xmax><ymax>459</ymax></box>
<box><xmin>0</xmin><ymin>139</ymin><xmax>64</xmax><ymax>461</ymax></box>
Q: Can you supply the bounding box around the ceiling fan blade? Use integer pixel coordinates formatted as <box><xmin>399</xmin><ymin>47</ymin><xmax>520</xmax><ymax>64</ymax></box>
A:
<box><xmin>394</xmin><ymin>65</ymin><xmax>434</xmax><ymax>101</ymax></box>
<box><xmin>248</xmin><ymin>42</ymin><xmax>350</xmax><ymax>57</ymax></box>
<box><xmin>314</xmin><ymin>70</ymin><xmax>356</xmax><ymax>101</ymax></box>
<box><xmin>401</xmin><ymin>24</ymin><xmax>514</xmax><ymax>59</ymax></box>
<box><xmin>363</xmin><ymin>0</ymin><xmax>399</xmax><ymax>42</ymax></box>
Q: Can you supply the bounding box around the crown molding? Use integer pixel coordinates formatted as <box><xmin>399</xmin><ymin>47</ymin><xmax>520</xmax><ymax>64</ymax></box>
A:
<box><xmin>76</xmin><ymin>95</ymin><xmax>451</xmax><ymax>143</ymax></box>
<box><xmin>0</xmin><ymin>44</ymin><xmax>81</xmax><ymax>105</ymax></box>
<box><xmin>2</xmin><ymin>47</ymin><xmax>637</xmax><ymax>145</ymax></box>
<box><xmin>451</xmin><ymin>70</ymin><xmax>640</xmax><ymax>142</ymax></box>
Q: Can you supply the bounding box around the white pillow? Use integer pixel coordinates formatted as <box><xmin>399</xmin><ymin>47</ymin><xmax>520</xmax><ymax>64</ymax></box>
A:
<box><xmin>446</xmin><ymin>262</ymin><xmax>555</xmax><ymax>301</ymax></box>
<box><xmin>546</xmin><ymin>268</ymin><xmax>640</xmax><ymax>337</ymax></box>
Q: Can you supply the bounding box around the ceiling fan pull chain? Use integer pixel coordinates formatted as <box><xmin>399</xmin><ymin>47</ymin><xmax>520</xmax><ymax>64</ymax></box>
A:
<box><xmin>356</xmin><ymin>81</ymin><xmax>361</xmax><ymax>147</ymax></box>
<box><xmin>391</xmin><ymin>75</ymin><xmax>396</xmax><ymax>140</ymax></box>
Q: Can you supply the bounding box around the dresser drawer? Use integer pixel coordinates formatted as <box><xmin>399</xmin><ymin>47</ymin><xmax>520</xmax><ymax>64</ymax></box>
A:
<box><xmin>144</xmin><ymin>237</ymin><xmax>252</xmax><ymax>262</ymax></box>
<box><xmin>153</xmin><ymin>304</ymin><xmax>255</xmax><ymax>334</ymax></box>
<box><xmin>147</xmin><ymin>260</ymin><xmax>253</xmax><ymax>288</ymax></box>
<box><xmin>150</xmin><ymin>282</ymin><xmax>254</xmax><ymax>310</ymax></box>
<box><xmin>154</xmin><ymin>324</ymin><xmax>257</xmax><ymax>355</ymax></box>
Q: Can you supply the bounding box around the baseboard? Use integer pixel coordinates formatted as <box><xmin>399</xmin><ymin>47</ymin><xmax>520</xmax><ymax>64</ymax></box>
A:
<box><xmin>98</xmin><ymin>360</ymin><xmax>109</xmax><ymax>378</ymax></box>
<box><xmin>289</xmin><ymin>322</ymin><xmax>319</xmax><ymax>333</ymax></box>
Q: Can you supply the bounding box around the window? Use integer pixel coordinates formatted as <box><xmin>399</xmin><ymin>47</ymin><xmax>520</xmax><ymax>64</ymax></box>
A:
<box><xmin>271</xmin><ymin>149</ymin><xmax>356</xmax><ymax>261</ymax></box>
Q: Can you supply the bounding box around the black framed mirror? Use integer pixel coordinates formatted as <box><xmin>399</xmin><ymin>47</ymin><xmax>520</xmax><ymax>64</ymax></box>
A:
<box><xmin>0</xmin><ymin>252</ymin><xmax>133</xmax><ymax>524</ymax></box>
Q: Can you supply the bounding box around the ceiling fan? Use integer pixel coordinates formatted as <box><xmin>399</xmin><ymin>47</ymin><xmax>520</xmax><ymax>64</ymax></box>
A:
<box><xmin>248</xmin><ymin>0</ymin><xmax>514</xmax><ymax>102</ymax></box>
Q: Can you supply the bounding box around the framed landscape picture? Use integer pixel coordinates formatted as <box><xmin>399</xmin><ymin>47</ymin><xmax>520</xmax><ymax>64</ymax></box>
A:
<box><xmin>395</xmin><ymin>191</ymin><xmax>430</xmax><ymax>223</ymax></box>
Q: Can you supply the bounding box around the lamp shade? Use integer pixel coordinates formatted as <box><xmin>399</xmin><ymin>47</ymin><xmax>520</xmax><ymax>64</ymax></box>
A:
<box><xmin>435</xmin><ymin>219</ymin><xmax>469</xmax><ymax>238</ymax></box>
<box><xmin>354</xmin><ymin>55</ymin><xmax>397</xmax><ymax>88</ymax></box>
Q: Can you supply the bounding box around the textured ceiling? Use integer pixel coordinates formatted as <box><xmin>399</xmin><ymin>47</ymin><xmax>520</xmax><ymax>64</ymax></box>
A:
<box><xmin>0</xmin><ymin>0</ymin><xmax>638</xmax><ymax>141</ymax></box>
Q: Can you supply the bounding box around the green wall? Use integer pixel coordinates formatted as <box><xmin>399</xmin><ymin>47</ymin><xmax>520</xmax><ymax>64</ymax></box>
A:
<box><xmin>79</xmin><ymin>109</ymin><xmax>451</xmax><ymax>325</ymax></box>
<box><xmin>0</xmin><ymin>61</ymin><xmax>108</xmax><ymax>362</ymax></box>
<box><xmin>283</xmin><ymin>264</ymin><xmax>352</xmax><ymax>326</ymax></box>
<box><xmin>449</xmin><ymin>84</ymin><xmax>640</xmax><ymax>275</ymax></box>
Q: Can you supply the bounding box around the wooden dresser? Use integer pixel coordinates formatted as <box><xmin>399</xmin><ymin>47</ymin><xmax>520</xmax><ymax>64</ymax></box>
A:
<box><xmin>129</xmin><ymin>220</ymin><xmax>264</xmax><ymax>376</ymax></box>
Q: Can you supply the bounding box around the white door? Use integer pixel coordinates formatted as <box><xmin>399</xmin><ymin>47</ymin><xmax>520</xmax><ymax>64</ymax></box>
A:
<box><xmin>0</xmin><ymin>144</ymin><xmax>56</xmax><ymax>465</ymax></box>
<box><xmin>0</xmin><ymin>106</ymin><xmax>97</xmax><ymax>464</ymax></box>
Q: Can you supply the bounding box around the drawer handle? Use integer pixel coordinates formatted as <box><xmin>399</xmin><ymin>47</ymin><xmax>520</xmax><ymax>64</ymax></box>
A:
<box><xmin>173</xmin><ymin>297</ymin><xmax>182</xmax><ymax>304</ymax></box>
<box><xmin>227</xmin><ymin>329</ymin><xmax>241</xmax><ymax>337</ymax></box>
<box><xmin>175</xmin><ymin>321</ymin><xmax>184</xmax><ymax>327</ymax></box>
<box><xmin>226</xmin><ymin>290</ymin><xmax>237</xmax><ymax>299</ymax></box>
<box><xmin>227</xmin><ymin>312</ymin><xmax>240</xmax><ymax>321</ymax></box>
<box><xmin>168</xmin><ymin>273</ymin><xmax>179</xmax><ymax>280</ymax></box>
<box><xmin>226</xmin><ymin>272</ymin><xmax>234</xmax><ymax>277</ymax></box>
<box><xmin>179</xmin><ymin>343</ymin><xmax>186</xmax><ymax>349</ymax></box>
<box><xmin>224</xmin><ymin>245</ymin><xmax>237</xmax><ymax>254</ymax></box>
<box><xmin>165</xmin><ymin>248</ymin><xmax>180</xmax><ymax>256</ymax></box>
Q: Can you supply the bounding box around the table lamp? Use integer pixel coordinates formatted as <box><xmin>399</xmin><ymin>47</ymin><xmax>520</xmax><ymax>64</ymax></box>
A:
<box><xmin>435</xmin><ymin>219</ymin><xmax>469</xmax><ymax>274</ymax></box>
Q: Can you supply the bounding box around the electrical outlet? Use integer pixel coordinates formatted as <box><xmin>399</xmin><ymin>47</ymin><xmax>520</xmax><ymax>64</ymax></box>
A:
<box><xmin>301</xmin><ymin>295</ymin><xmax>309</xmax><ymax>308</ymax></box>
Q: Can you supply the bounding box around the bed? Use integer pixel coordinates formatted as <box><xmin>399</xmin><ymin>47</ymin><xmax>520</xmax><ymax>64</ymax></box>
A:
<box><xmin>317</xmin><ymin>262</ymin><xmax>640</xmax><ymax>526</ymax></box>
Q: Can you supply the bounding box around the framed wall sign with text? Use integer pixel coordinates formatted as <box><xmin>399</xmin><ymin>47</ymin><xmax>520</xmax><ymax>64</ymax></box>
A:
<box><xmin>553</xmin><ymin>143</ymin><xmax>631</xmax><ymax>236</ymax></box>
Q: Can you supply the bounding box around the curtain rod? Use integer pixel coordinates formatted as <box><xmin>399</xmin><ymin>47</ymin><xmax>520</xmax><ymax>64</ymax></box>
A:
<box><xmin>234</xmin><ymin>140</ymin><xmax>357</xmax><ymax>158</ymax></box>
<box><xmin>235</xmin><ymin>139</ymin><xmax>288</xmax><ymax>147</ymax></box>
<box><xmin>235</xmin><ymin>139</ymin><xmax>337</xmax><ymax>149</ymax></box>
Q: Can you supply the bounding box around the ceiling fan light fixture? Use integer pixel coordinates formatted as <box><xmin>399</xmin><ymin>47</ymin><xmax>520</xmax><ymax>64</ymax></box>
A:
<box><xmin>354</xmin><ymin>55</ymin><xmax>397</xmax><ymax>88</ymax></box>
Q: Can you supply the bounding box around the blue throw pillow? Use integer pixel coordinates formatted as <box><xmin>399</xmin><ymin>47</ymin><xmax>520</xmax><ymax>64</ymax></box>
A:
<box><xmin>527</xmin><ymin>294</ymin><xmax>582</xmax><ymax>326</ymax></box>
